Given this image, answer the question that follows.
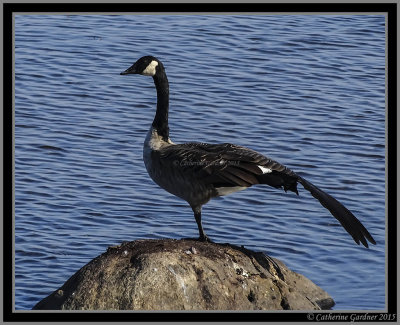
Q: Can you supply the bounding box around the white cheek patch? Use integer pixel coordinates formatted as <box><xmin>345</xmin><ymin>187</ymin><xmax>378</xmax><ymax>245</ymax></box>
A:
<box><xmin>258</xmin><ymin>165</ymin><xmax>272</xmax><ymax>174</ymax></box>
<box><xmin>142</xmin><ymin>60</ymin><xmax>158</xmax><ymax>76</ymax></box>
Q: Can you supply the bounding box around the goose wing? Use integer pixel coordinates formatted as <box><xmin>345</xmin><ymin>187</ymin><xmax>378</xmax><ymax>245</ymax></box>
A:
<box><xmin>160</xmin><ymin>142</ymin><xmax>299</xmax><ymax>191</ymax></box>
<box><xmin>159</xmin><ymin>142</ymin><xmax>376</xmax><ymax>248</ymax></box>
<box><xmin>297</xmin><ymin>176</ymin><xmax>376</xmax><ymax>247</ymax></box>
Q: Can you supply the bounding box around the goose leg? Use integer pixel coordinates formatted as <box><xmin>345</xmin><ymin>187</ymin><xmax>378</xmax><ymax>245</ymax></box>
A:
<box><xmin>192</xmin><ymin>206</ymin><xmax>212</xmax><ymax>242</ymax></box>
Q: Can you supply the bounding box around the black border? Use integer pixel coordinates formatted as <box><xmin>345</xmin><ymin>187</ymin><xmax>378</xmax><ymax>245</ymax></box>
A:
<box><xmin>1</xmin><ymin>2</ymin><xmax>399</xmax><ymax>12</ymax></box>
<box><xmin>3</xmin><ymin>2</ymin><xmax>397</xmax><ymax>323</ymax></box>
<box><xmin>386</xmin><ymin>2</ymin><xmax>397</xmax><ymax>317</ymax></box>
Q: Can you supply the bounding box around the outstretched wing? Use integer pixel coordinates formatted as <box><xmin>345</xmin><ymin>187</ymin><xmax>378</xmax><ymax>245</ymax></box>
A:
<box><xmin>298</xmin><ymin>176</ymin><xmax>376</xmax><ymax>247</ymax></box>
<box><xmin>159</xmin><ymin>142</ymin><xmax>376</xmax><ymax>248</ymax></box>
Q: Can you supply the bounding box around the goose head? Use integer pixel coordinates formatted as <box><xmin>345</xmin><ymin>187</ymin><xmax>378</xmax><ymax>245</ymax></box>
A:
<box><xmin>120</xmin><ymin>56</ymin><xmax>163</xmax><ymax>77</ymax></box>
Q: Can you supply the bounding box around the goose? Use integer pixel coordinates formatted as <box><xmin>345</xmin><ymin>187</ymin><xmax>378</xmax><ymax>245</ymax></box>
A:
<box><xmin>120</xmin><ymin>55</ymin><xmax>376</xmax><ymax>248</ymax></box>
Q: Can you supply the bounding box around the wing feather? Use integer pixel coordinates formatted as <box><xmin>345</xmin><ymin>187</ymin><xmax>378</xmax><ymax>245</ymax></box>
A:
<box><xmin>298</xmin><ymin>177</ymin><xmax>376</xmax><ymax>247</ymax></box>
<box><xmin>159</xmin><ymin>142</ymin><xmax>295</xmax><ymax>189</ymax></box>
<box><xmin>158</xmin><ymin>141</ymin><xmax>376</xmax><ymax>248</ymax></box>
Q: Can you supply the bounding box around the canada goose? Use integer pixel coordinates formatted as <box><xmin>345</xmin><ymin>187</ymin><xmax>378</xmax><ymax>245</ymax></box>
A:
<box><xmin>120</xmin><ymin>55</ymin><xmax>376</xmax><ymax>248</ymax></box>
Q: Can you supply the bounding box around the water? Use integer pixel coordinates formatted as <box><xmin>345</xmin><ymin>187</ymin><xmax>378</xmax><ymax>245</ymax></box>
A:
<box><xmin>14</xmin><ymin>14</ymin><xmax>386</xmax><ymax>310</ymax></box>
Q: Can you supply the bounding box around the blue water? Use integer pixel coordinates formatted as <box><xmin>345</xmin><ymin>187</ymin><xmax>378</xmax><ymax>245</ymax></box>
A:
<box><xmin>14</xmin><ymin>14</ymin><xmax>386</xmax><ymax>310</ymax></box>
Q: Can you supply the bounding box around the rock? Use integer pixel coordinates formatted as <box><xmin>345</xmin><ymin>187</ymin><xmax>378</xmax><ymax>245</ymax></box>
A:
<box><xmin>33</xmin><ymin>239</ymin><xmax>334</xmax><ymax>310</ymax></box>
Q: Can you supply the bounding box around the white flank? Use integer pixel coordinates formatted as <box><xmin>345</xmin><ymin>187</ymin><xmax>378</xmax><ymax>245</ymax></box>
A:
<box><xmin>258</xmin><ymin>165</ymin><xmax>272</xmax><ymax>174</ymax></box>
<box><xmin>216</xmin><ymin>186</ymin><xmax>247</xmax><ymax>196</ymax></box>
<box><xmin>142</xmin><ymin>60</ymin><xmax>159</xmax><ymax>76</ymax></box>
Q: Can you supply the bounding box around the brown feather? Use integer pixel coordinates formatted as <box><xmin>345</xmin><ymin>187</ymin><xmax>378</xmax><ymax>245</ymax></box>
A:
<box><xmin>224</xmin><ymin>166</ymin><xmax>259</xmax><ymax>185</ymax></box>
<box><xmin>218</xmin><ymin>169</ymin><xmax>252</xmax><ymax>187</ymax></box>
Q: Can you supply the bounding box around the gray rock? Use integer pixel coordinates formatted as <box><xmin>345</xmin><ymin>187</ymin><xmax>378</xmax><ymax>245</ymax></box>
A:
<box><xmin>33</xmin><ymin>239</ymin><xmax>334</xmax><ymax>310</ymax></box>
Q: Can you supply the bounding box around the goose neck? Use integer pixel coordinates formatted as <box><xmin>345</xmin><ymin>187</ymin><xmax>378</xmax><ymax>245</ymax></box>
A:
<box><xmin>152</xmin><ymin>72</ymin><xmax>169</xmax><ymax>141</ymax></box>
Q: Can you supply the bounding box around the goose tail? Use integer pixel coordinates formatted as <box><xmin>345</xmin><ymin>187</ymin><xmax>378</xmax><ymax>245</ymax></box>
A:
<box><xmin>298</xmin><ymin>176</ymin><xmax>376</xmax><ymax>248</ymax></box>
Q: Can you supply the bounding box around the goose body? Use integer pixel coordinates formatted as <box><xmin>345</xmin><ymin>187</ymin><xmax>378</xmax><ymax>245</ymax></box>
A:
<box><xmin>121</xmin><ymin>55</ymin><xmax>376</xmax><ymax>248</ymax></box>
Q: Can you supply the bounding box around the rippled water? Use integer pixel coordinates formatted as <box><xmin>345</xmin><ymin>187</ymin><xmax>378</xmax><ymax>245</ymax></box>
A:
<box><xmin>14</xmin><ymin>14</ymin><xmax>386</xmax><ymax>310</ymax></box>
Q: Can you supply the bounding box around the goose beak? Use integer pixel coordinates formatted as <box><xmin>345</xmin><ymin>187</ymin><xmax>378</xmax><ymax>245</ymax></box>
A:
<box><xmin>120</xmin><ymin>66</ymin><xmax>137</xmax><ymax>75</ymax></box>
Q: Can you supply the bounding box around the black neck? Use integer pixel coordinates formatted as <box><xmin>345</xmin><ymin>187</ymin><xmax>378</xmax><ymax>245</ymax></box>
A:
<box><xmin>152</xmin><ymin>70</ymin><xmax>169</xmax><ymax>141</ymax></box>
